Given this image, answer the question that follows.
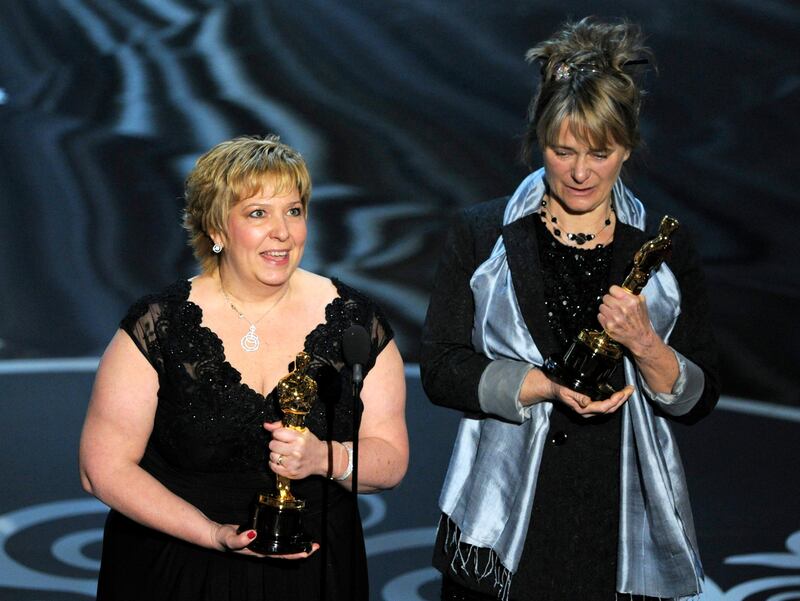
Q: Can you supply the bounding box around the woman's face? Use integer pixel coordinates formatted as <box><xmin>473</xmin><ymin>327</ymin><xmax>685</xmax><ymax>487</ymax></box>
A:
<box><xmin>216</xmin><ymin>181</ymin><xmax>307</xmax><ymax>289</ymax></box>
<box><xmin>542</xmin><ymin>119</ymin><xmax>630</xmax><ymax>215</ymax></box>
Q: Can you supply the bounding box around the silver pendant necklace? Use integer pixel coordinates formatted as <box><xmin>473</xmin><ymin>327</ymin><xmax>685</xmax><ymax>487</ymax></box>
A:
<box><xmin>220</xmin><ymin>283</ymin><xmax>290</xmax><ymax>352</ymax></box>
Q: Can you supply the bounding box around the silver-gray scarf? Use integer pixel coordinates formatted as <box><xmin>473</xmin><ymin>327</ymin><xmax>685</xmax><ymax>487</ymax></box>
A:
<box><xmin>438</xmin><ymin>168</ymin><xmax>703</xmax><ymax>599</ymax></box>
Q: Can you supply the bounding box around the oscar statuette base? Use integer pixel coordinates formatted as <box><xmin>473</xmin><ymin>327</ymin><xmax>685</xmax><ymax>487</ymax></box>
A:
<box><xmin>240</xmin><ymin>493</ymin><xmax>313</xmax><ymax>555</ymax></box>
<box><xmin>542</xmin><ymin>329</ymin><xmax>623</xmax><ymax>400</ymax></box>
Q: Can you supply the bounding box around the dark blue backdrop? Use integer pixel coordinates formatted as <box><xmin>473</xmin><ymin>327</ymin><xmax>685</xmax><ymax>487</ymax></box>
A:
<box><xmin>1</xmin><ymin>0</ymin><xmax>798</xmax><ymax>403</ymax></box>
<box><xmin>0</xmin><ymin>1</ymin><xmax>798</xmax><ymax>600</ymax></box>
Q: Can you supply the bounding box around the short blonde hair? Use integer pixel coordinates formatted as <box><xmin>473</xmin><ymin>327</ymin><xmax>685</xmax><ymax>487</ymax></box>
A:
<box><xmin>522</xmin><ymin>17</ymin><xmax>653</xmax><ymax>164</ymax></box>
<box><xmin>183</xmin><ymin>135</ymin><xmax>311</xmax><ymax>273</ymax></box>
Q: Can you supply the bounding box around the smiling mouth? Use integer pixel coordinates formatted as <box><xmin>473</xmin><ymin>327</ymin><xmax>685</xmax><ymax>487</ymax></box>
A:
<box><xmin>261</xmin><ymin>250</ymin><xmax>289</xmax><ymax>259</ymax></box>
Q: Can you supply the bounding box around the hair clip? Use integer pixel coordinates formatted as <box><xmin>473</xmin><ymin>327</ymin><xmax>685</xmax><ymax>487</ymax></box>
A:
<box><xmin>554</xmin><ymin>62</ymin><xmax>601</xmax><ymax>81</ymax></box>
<box><xmin>552</xmin><ymin>58</ymin><xmax>649</xmax><ymax>81</ymax></box>
<box><xmin>554</xmin><ymin>63</ymin><xmax>572</xmax><ymax>81</ymax></box>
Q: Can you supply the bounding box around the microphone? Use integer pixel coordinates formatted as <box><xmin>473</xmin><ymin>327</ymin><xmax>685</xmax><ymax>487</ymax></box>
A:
<box><xmin>342</xmin><ymin>324</ymin><xmax>370</xmax><ymax>387</ymax></box>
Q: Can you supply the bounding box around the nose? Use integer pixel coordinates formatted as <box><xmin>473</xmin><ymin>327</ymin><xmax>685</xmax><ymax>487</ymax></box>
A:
<box><xmin>269</xmin><ymin>215</ymin><xmax>290</xmax><ymax>241</ymax></box>
<box><xmin>571</xmin><ymin>155</ymin><xmax>590</xmax><ymax>184</ymax></box>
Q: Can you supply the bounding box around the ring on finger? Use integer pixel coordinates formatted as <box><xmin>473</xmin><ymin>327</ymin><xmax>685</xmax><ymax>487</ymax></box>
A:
<box><xmin>276</xmin><ymin>454</ymin><xmax>284</xmax><ymax>466</ymax></box>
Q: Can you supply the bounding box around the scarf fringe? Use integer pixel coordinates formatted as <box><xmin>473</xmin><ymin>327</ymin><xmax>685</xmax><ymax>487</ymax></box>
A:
<box><xmin>440</xmin><ymin>517</ymin><xmax>702</xmax><ymax>601</ymax></box>
<box><xmin>614</xmin><ymin>594</ymin><xmax>701</xmax><ymax>601</ymax></box>
<box><xmin>442</xmin><ymin>516</ymin><xmax>513</xmax><ymax>601</ymax></box>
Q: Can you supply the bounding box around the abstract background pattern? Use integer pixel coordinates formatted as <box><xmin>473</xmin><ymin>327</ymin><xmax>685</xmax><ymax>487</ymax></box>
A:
<box><xmin>1</xmin><ymin>0</ymin><xmax>798</xmax><ymax>403</ymax></box>
<box><xmin>0</xmin><ymin>1</ymin><xmax>798</xmax><ymax>599</ymax></box>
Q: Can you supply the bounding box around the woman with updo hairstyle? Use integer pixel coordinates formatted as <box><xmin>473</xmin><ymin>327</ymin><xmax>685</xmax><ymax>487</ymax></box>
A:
<box><xmin>80</xmin><ymin>134</ymin><xmax>408</xmax><ymax>600</ymax></box>
<box><xmin>421</xmin><ymin>17</ymin><xmax>718</xmax><ymax>601</ymax></box>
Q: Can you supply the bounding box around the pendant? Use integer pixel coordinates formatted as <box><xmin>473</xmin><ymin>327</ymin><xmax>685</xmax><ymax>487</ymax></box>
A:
<box><xmin>569</xmin><ymin>233</ymin><xmax>594</xmax><ymax>245</ymax></box>
<box><xmin>241</xmin><ymin>325</ymin><xmax>260</xmax><ymax>352</ymax></box>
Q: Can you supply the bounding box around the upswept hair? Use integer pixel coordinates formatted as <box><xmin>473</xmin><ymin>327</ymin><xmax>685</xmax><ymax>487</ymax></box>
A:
<box><xmin>183</xmin><ymin>134</ymin><xmax>311</xmax><ymax>273</ymax></box>
<box><xmin>522</xmin><ymin>17</ymin><xmax>654</xmax><ymax>166</ymax></box>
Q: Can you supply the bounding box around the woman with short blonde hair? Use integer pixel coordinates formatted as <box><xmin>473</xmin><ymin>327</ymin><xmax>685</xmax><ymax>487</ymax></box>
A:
<box><xmin>80</xmin><ymin>134</ymin><xmax>408</xmax><ymax>600</ymax></box>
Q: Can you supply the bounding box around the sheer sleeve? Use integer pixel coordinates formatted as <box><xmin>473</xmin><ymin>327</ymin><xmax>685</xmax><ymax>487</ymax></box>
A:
<box><xmin>328</xmin><ymin>278</ymin><xmax>395</xmax><ymax>377</ymax></box>
<box><xmin>119</xmin><ymin>299</ymin><xmax>165</xmax><ymax>375</ymax></box>
<box><xmin>369</xmin><ymin>302</ymin><xmax>394</xmax><ymax>358</ymax></box>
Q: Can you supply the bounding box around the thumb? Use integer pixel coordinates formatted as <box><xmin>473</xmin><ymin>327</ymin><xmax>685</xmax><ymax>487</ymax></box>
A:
<box><xmin>263</xmin><ymin>420</ymin><xmax>283</xmax><ymax>432</ymax></box>
<box><xmin>567</xmin><ymin>388</ymin><xmax>591</xmax><ymax>408</ymax></box>
<box><xmin>225</xmin><ymin>527</ymin><xmax>258</xmax><ymax>551</ymax></box>
<box><xmin>213</xmin><ymin>523</ymin><xmax>257</xmax><ymax>551</ymax></box>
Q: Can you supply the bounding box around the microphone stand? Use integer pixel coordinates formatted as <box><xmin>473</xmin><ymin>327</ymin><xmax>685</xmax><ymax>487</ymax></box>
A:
<box><xmin>342</xmin><ymin>322</ymin><xmax>369</xmax><ymax>600</ymax></box>
<box><xmin>350</xmin><ymin>364</ymin><xmax>363</xmax><ymax>501</ymax></box>
<box><xmin>350</xmin><ymin>365</ymin><xmax>364</xmax><ymax>600</ymax></box>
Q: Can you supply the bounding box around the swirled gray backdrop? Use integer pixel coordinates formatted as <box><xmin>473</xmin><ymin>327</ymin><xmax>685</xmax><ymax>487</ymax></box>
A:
<box><xmin>1</xmin><ymin>1</ymin><xmax>799</xmax><ymax>600</ymax></box>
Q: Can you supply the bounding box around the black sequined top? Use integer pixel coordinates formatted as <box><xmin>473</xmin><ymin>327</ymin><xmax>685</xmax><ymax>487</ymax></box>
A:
<box><xmin>535</xmin><ymin>218</ymin><xmax>613</xmax><ymax>351</ymax></box>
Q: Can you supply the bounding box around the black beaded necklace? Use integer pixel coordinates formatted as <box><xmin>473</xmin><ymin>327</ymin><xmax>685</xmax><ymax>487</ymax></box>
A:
<box><xmin>538</xmin><ymin>196</ymin><xmax>614</xmax><ymax>246</ymax></box>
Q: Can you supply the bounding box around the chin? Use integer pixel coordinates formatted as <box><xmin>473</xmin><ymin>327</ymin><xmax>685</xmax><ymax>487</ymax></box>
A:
<box><xmin>268</xmin><ymin>270</ymin><xmax>295</xmax><ymax>282</ymax></box>
<box><xmin>254</xmin><ymin>269</ymin><xmax>292</xmax><ymax>287</ymax></box>
<box><xmin>561</xmin><ymin>190</ymin><xmax>607</xmax><ymax>210</ymax></box>
<box><xmin>563</xmin><ymin>196</ymin><xmax>600</xmax><ymax>212</ymax></box>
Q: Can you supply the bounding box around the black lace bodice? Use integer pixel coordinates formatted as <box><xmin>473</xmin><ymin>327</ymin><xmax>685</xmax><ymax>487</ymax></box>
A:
<box><xmin>120</xmin><ymin>278</ymin><xmax>393</xmax><ymax>475</ymax></box>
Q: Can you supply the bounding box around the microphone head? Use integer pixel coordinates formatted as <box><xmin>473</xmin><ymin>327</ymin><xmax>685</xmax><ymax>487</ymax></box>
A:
<box><xmin>342</xmin><ymin>324</ymin><xmax>371</xmax><ymax>366</ymax></box>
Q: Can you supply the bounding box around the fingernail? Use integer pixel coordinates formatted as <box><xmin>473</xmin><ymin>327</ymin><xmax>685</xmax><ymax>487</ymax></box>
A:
<box><xmin>247</xmin><ymin>530</ymin><xmax>256</xmax><ymax>540</ymax></box>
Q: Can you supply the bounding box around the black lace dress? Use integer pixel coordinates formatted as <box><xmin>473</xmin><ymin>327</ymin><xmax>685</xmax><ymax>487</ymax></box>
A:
<box><xmin>96</xmin><ymin>278</ymin><xmax>393</xmax><ymax>601</ymax></box>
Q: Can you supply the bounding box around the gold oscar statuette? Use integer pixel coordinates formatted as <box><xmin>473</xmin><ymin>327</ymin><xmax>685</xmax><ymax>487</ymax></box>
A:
<box><xmin>542</xmin><ymin>215</ymin><xmax>680</xmax><ymax>399</ymax></box>
<box><xmin>240</xmin><ymin>352</ymin><xmax>315</xmax><ymax>554</ymax></box>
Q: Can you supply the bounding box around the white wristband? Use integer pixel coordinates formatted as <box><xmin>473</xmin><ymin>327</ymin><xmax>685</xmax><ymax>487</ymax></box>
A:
<box><xmin>332</xmin><ymin>441</ymin><xmax>353</xmax><ymax>481</ymax></box>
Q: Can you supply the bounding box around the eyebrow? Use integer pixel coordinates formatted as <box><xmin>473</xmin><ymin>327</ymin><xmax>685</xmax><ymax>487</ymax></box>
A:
<box><xmin>550</xmin><ymin>144</ymin><xmax>612</xmax><ymax>152</ymax></box>
<box><xmin>241</xmin><ymin>198</ymin><xmax>302</xmax><ymax>207</ymax></box>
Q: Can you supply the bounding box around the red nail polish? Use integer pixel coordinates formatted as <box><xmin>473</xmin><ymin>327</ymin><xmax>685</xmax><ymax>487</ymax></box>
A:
<box><xmin>247</xmin><ymin>530</ymin><xmax>256</xmax><ymax>540</ymax></box>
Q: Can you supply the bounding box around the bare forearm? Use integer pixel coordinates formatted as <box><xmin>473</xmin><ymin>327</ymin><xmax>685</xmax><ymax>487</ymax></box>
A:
<box><xmin>328</xmin><ymin>437</ymin><xmax>407</xmax><ymax>493</ymax></box>
<box><xmin>82</xmin><ymin>462</ymin><xmax>222</xmax><ymax>550</ymax></box>
<box><xmin>519</xmin><ymin>367</ymin><xmax>556</xmax><ymax>406</ymax></box>
<box><xmin>629</xmin><ymin>331</ymin><xmax>680</xmax><ymax>394</ymax></box>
